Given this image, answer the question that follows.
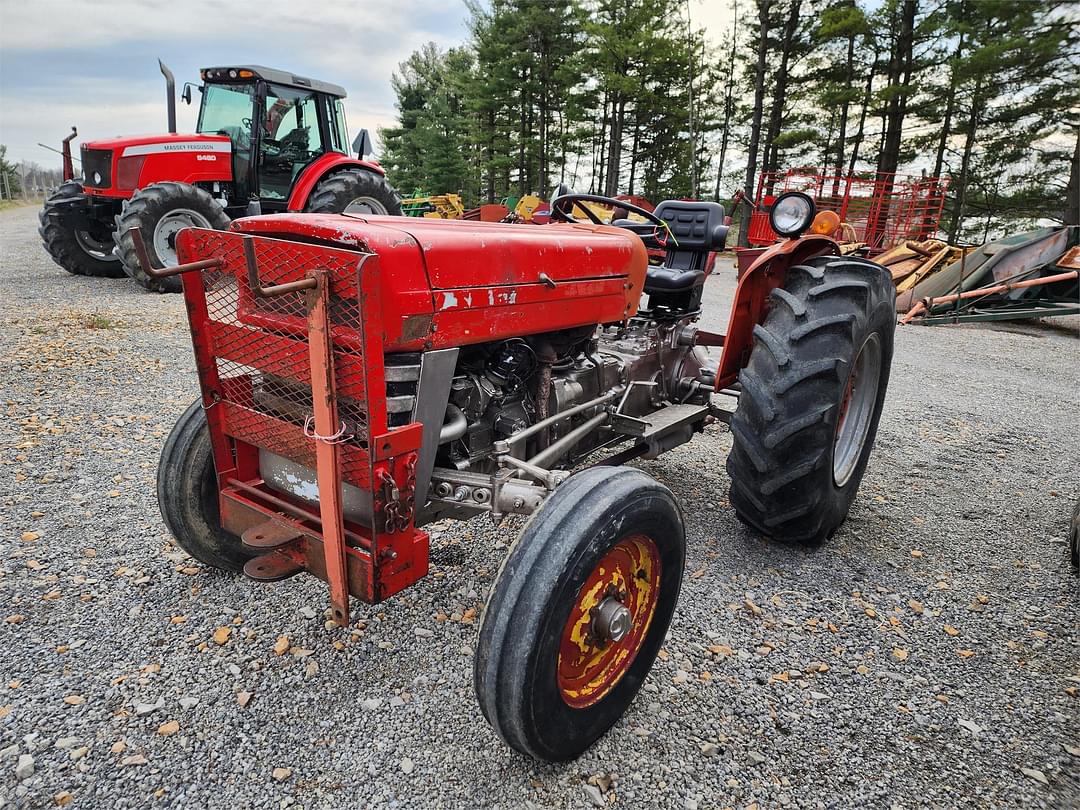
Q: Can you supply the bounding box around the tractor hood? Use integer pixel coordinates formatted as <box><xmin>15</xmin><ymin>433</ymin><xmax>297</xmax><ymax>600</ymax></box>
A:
<box><xmin>78</xmin><ymin>132</ymin><xmax>233</xmax><ymax>197</ymax></box>
<box><xmin>82</xmin><ymin>132</ymin><xmax>231</xmax><ymax>157</ymax></box>
<box><xmin>192</xmin><ymin>213</ymin><xmax>649</xmax><ymax>351</ymax></box>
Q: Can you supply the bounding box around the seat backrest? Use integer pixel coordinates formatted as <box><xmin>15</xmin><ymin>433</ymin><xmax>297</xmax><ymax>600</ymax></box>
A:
<box><xmin>654</xmin><ymin>200</ymin><xmax>728</xmax><ymax>271</ymax></box>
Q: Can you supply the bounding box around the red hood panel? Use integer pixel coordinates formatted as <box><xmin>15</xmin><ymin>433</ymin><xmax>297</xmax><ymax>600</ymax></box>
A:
<box><xmin>83</xmin><ymin>132</ymin><xmax>231</xmax><ymax>152</ymax></box>
<box><xmin>227</xmin><ymin>213</ymin><xmax>648</xmax><ymax>349</ymax></box>
<box><xmin>231</xmin><ymin>213</ymin><xmax>647</xmax><ymax>289</ymax></box>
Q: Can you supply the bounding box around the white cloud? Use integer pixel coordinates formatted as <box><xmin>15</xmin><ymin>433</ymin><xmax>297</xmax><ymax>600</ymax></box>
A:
<box><xmin>0</xmin><ymin>0</ymin><xmax>739</xmax><ymax>167</ymax></box>
<box><xmin>0</xmin><ymin>0</ymin><xmax>469</xmax><ymax>164</ymax></box>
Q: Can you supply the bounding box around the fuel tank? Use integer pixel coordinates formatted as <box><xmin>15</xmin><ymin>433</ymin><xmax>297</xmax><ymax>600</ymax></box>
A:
<box><xmin>229</xmin><ymin>213</ymin><xmax>648</xmax><ymax>351</ymax></box>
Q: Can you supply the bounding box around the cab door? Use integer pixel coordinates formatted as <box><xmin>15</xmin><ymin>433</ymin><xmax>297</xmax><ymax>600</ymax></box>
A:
<box><xmin>256</xmin><ymin>84</ymin><xmax>325</xmax><ymax>210</ymax></box>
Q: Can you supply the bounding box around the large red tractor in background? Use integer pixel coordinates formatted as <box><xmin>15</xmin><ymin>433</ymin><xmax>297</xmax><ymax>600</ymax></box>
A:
<box><xmin>38</xmin><ymin>62</ymin><xmax>400</xmax><ymax>292</ymax></box>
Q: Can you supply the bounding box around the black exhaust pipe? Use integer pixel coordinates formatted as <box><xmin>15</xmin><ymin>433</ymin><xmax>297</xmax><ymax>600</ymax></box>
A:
<box><xmin>159</xmin><ymin>59</ymin><xmax>177</xmax><ymax>134</ymax></box>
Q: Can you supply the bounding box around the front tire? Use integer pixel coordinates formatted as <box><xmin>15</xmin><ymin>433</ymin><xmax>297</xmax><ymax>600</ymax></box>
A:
<box><xmin>114</xmin><ymin>182</ymin><xmax>230</xmax><ymax>293</ymax></box>
<box><xmin>305</xmin><ymin>168</ymin><xmax>401</xmax><ymax>215</ymax></box>
<box><xmin>38</xmin><ymin>181</ymin><xmax>125</xmax><ymax>278</ymax></box>
<box><xmin>158</xmin><ymin>400</ymin><xmax>253</xmax><ymax>572</ymax></box>
<box><xmin>726</xmin><ymin>255</ymin><xmax>895</xmax><ymax>544</ymax></box>
<box><xmin>474</xmin><ymin>467</ymin><xmax>685</xmax><ymax>761</ymax></box>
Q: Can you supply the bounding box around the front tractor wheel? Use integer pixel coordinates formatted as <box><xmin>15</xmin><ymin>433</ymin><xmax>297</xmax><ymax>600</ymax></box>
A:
<box><xmin>305</xmin><ymin>168</ymin><xmax>402</xmax><ymax>216</ymax></box>
<box><xmin>157</xmin><ymin>400</ymin><xmax>254</xmax><ymax>572</ymax></box>
<box><xmin>114</xmin><ymin>182</ymin><xmax>230</xmax><ymax>293</ymax></box>
<box><xmin>475</xmin><ymin>467</ymin><xmax>685</xmax><ymax>761</ymax></box>
<box><xmin>726</xmin><ymin>255</ymin><xmax>896</xmax><ymax>545</ymax></box>
<box><xmin>38</xmin><ymin>181</ymin><xmax>125</xmax><ymax>278</ymax></box>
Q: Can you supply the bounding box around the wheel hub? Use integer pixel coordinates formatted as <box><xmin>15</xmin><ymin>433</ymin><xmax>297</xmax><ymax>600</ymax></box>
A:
<box><xmin>592</xmin><ymin>596</ymin><xmax>632</xmax><ymax>643</ymax></box>
<box><xmin>556</xmin><ymin>534</ymin><xmax>661</xmax><ymax>709</ymax></box>
<box><xmin>344</xmin><ymin>196</ymin><xmax>389</xmax><ymax>215</ymax></box>
<box><xmin>833</xmin><ymin>333</ymin><xmax>883</xmax><ymax>487</ymax></box>
<box><xmin>152</xmin><ymin>208</ymin><xmax>213</xmax><ymax>266</ymax></box>
<box><xmin>74</xmin><ymin>228</ymin><xmax>118</xmax><ymax>260</ymax></box>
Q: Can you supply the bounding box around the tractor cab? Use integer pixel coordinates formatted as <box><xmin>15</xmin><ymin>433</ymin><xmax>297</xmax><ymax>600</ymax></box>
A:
<box><xmin>194</xmin><ymin>66</ymin><xmax>352</xmax><ymax>211</ymax></box>
<box><xmin>41</xmin><ymin>60</ymin><xmax>399</xmax><ymax>291</ymax></box>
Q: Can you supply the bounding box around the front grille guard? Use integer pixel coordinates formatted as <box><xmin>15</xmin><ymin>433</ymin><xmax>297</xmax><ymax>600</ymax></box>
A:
<box><xmin>167</xmin><ymin>226</ymin><xmax>428</xmax><ymax>616</ymax></box>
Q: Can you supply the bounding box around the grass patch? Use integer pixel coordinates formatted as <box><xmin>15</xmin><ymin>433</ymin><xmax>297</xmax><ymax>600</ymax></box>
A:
<box><xmin>0</xmin><ymin>199</ymin><xmax>38</xmax><ymax>211</ymax></box>
<box><xmin>84</xmin><ymin>313</ymin><xmax>118</xmax><ymax>330</ymax></box>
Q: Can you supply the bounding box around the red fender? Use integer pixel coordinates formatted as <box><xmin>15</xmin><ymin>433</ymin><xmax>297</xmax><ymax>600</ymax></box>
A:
<box><xmin>714</xmin><ymin>234</ymin><xmax>841</xmax><ymax>391</ymax></box>
<box><xmin>286</xmin><ymin>154</ymin><xmax>386</xmax><ymax>212</ymax></box>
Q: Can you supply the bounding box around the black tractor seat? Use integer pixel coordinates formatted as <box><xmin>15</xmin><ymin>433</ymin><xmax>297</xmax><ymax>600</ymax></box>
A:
<box><xmin>643</xmin><ymin>266</ymin><xmax>704</xmax><ymax>292</ymax></box>
<box><xmin>628</xmin><ymin>200</ymin><xmax>728</xmax><ymax>312</ymax></box>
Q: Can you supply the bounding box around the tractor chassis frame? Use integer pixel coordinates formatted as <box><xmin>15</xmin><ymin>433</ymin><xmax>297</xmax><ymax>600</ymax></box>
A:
<box><xmin>158</xmin><ymin>225</ymin><xmax>841</xmax><ymax>624</ymax></box>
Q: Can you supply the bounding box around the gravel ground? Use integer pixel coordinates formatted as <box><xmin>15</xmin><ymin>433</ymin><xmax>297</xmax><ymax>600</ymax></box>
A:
<box><xmin>0</xmin><ymin>202</ymin><xmax>1077</xmax><ymax>809</ymax></box>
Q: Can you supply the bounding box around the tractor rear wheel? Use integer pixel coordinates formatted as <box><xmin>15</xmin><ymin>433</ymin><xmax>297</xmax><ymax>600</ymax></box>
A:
<box><xmin>114</xmin><ymin>182</ymin><xmax>230</xmax><ymax>293</ymax></box>
<box><xmin>305</xmin><ymin>168</ymin><xmax>401</xmax><ymax>216</ymax></box>
<box><xmin>38</xmin><ymin>181</ymin><xmax>125</xmax><ymax>278</ymax></box>
<box><xmin>158</xmin><ymin>400</ymin><xmax>254</xmax><ymax>573</ymax></box>
<box><xmin>726</xmin><ymin>255</ymin><xmax>895</xmax><ymax>545</ymax></box>
<box><xmin>475</xmin><ymin>467</ymin><xmax>685</xmax><ymax>761</ymax></box>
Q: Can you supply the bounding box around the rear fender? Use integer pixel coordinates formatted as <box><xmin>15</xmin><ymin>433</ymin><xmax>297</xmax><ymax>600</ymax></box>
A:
<box><xmin>714</xmin><ymin>235</ymin><xmax>840</xmax><ymax>390</ymax></box>
<box><xmin>287</xmin><ymin>155</ymin><xmax>387</xmax><ymax>212</ymax></box>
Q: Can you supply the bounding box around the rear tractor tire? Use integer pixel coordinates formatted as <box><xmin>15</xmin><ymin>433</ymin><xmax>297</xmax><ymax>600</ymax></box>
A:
<box><xmin>475</xmin><ymin>467</ymin><xmax>685</xmax><ymax>761</ymax></box>
<box><xmin>726</xmin><ymin>255</ymin><xmax>896</xmax><ymax>545</ymax></box>
<box><xmin>305</xmin><ymin>168</ymin><xmax>402</xmax><ymax>216</ymax></box>
<box><xmin>114</xmin><ymin>182</ymin><xmax>230</xmax><ymax>293</ymax></box>
<box><xmin>157</xmin><ymin>400</ymin><xmax>254</xmax><ymax>573</ymax></box>
<box><xmin>38</xmin><ymin>181</ymin><xmax>125</xmax><ymax>278</ymax></box>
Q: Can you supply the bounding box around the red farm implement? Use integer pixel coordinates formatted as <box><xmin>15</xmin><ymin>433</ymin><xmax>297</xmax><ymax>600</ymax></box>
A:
<box><xmin>747</xmin><ymin>169</ymin><xmax>949</xmax><ymax>251</ymax></box>
<box><xmin>149</xmin><ymin>189</ymin><xmax>897</xmax><ymax>762</ymax></box>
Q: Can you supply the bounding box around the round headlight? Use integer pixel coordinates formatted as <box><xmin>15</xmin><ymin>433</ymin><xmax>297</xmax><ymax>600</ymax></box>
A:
<box><xmin>769</xmin><ymin>192</ymin><xmax>815</xmax><ymax>238</ymax></box>
<box><xmin>92</xmin><ymin>171</ymin><xmax>102</xmax><ymax>185</ymax></box>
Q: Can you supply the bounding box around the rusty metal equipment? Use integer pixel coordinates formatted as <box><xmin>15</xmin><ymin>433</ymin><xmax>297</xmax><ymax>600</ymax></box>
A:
<box><xmin>748</xmin><ymin>169</ymin><xmax>949</xmax><ymax>250</ymax></box>
<box><xmin>154</xmin><ymin>189</ymin><xmax>897</xmax><ymax>762</ymax></box>
<box><xmin>898</xmin><ymin>226</ymin><xmax>1079</xmax><ymax>325</ymax></box>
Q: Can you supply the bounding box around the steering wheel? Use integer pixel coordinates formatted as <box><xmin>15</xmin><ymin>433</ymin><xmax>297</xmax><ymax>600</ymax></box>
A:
<box><xmin>242</xmin><ymin>117</ymin><xmax>253</xmax><ymax>130</ymax></box>
<box><xmin>550</xmin><ymin>192</ymin><xmax>665</xmax><ymax>229</ymax></box>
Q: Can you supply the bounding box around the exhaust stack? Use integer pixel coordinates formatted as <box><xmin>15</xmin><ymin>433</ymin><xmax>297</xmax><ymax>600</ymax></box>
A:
<box><xmin>159</xmin><ymin>59</ymin><xmax>177</xmax><ymax>134</ymax></box>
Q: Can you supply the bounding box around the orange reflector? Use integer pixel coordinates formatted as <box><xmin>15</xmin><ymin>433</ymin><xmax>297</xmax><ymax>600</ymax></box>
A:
<box><xmin>239</xmin><ymin>70</ymin><xmax>254</xmax><ymax>78</ymax></box>
<box><xmin>811</xmin><ymin>210</ymin><xmax>840</xmax><ymax>235</ymax></box>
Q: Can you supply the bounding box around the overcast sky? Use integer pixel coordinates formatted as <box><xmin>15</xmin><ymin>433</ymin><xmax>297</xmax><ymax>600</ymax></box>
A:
<box><xmin>0</xmin><ymin>0</ymin><xmax>734</xmax><ymax>168</ymax></box>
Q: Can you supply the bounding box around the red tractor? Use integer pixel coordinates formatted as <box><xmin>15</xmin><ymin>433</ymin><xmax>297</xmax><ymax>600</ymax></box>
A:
<box><xmin>150</xmin><ymin>189</ymin><xmax>895</xmax><ymax>760</ymax></box>
<box><xmin>38</xmin><ymin>62</ymin><xmax>399</xmax><ymax>292</ymax></box>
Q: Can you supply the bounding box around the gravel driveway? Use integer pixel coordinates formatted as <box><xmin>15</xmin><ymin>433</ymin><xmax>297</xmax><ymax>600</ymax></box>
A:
<box><xmin>1</xmin><ymin>202</ymin><xmax>1077</xmax><ymax>809</ymax></box>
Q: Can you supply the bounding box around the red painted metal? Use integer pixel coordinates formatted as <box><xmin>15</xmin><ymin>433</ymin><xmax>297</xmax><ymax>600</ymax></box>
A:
<box><xmin>715</xmin><ymin>235</ymin><xmax>841</xmax><ymax>391</ymax></box>
<box><xmin>231</xmin><ymin>214</ymin><xmax>648</xmax><ymax>350</ymax></box>
<box><xmin>175</xmin><ymin>227</ymin><xmax>429</xmax><ymax>606</ymax></box>
<box><xmin>284</xmin><ymin>154</ymin><xmax>387</xmax><ymax>211</ymax></box>
<box><xmin>748</xmin><ymin>169</ymin><xmax>949</xmax><ymax>250</ymax></box>
<box><xmin>167</xmin><ymin>206</ymin><xmax>840</xmax><ymax>615</ymax></box>
<box><xmin>81</xmin><ymin>133</ymin><xmax>233</xmax><ymax>199</ymax></box>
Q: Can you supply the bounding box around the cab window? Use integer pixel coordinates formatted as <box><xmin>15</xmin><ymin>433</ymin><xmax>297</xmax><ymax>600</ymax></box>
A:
<box><xmin>197</xmin><ymin>83</ymin><xmax>255</xmax><ymax>150</ymax></box>
<box><xmin>258</xmin><ymin>85</ymin><xmax>324</xmax><ymax>200</ymax></box>
<box><xmin>330</xmin><ymin>99</ymin><xmax>349</xmax><ymax>155</ymax></box>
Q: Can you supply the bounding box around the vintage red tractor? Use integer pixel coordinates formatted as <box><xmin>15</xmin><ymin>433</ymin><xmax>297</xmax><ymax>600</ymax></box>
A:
<box><xmin>38</xmin><ymin>62</ymin><xmax>399</xmax><ymax>292</ymax></box>
<box><xmin>150</xmin><ymin>189</ymin><xmax>895</xmax><ymax>760</ymax></box>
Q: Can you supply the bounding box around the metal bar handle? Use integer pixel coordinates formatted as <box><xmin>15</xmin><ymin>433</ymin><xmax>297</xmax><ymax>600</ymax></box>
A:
<box><xmin>243</xmin><ymin>236</ymin><xmax>318</xmax><ymax>298</ymax></box>
<box><xmin>129</xmin><ymin>226</ymin><xmax>224</xmax><ymax>278</ymax></box>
